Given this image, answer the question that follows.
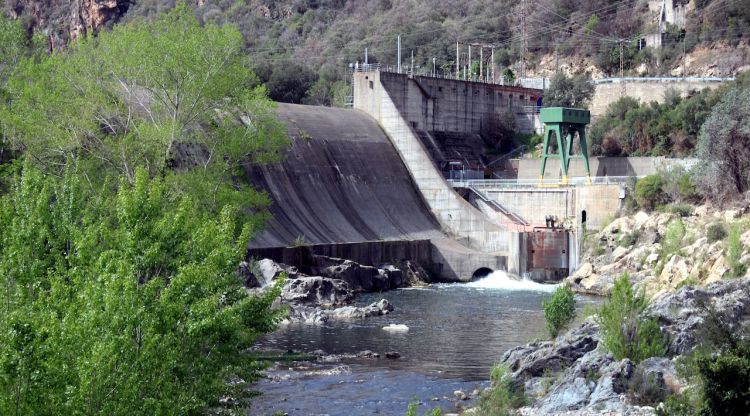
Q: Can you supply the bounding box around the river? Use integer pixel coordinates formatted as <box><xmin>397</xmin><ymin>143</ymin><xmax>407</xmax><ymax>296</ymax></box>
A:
<box><xmin>248</xmin><ymin>271</ymin><xmax>599</xmax><ymax>415</ymax></box>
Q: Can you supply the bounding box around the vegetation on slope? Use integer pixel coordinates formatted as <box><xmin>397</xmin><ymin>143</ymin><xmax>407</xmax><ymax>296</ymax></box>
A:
<box><xmin>5</xmin><ymin>0</ymin><xmax>750</xmax><ymax>106</ymax></box>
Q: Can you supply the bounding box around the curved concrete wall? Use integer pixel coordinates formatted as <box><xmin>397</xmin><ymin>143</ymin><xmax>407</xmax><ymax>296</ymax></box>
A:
<box><xmin>246</xmin><ymin>103</ymin><xmax>444</xmax><ymax>248</ymax></box>
<box><xmin>354</xmin><ymin>71</ymin><xmax>512</xmax><ymax>256</ymax></box>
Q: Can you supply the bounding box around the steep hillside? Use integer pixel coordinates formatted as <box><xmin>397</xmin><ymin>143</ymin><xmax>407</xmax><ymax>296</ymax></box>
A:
<box><xmin>5</xmin><ymin>0</ymin><xmax>749</xmax><ymax>103</ymax></box>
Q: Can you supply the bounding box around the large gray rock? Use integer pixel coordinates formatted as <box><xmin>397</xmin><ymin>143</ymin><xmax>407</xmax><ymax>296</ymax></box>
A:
<box><xmin>312</xmin><ymin>256</ymin><xmax>407</xmax><ymax>292</ymax></box>
<box><xmin>502</xmin><ymin>320</ymin><xmax>600</xmax><ymax>383</ymax></box>
<box><xmin>327</xmin><ymin>299</ymin><xmax>394</xmax><ymax>320</ymax></box>
<box><xmin>281</xmin><ymin>276</ymin><xmax>354</xmax><ymax>306</ymax></box>
<box><xmin>256</xmin><ymin>258</ymin><xmax>298</xmax><ymax>286</ymax></box>
<box><xmin>648</xmin><ymin>277</ymin><xmax>750</xmax><ymax>355</ymax></box>
<box><xmin>285</xmin><ymin>299</ymin><xmax>394</xmax><ymax>324</ymax></box>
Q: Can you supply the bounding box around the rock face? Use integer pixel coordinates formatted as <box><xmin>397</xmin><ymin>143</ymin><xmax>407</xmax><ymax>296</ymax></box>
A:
<box><xmin>10</xmin><ymin>0</ymin><xmax>129</xmax><ymax>47</ymax></box>
<box><xmin>568</xmin><ymin>206</ymin><xmax>750</xmax><ymax>296</ymax></box>
<box><xmin>281</xmin><ymin>276</ymin><xmax>354</xmax><ymax>306</ymax></box>
<box><xmin>649</xmin><ymin>277</ymin><xmax>750</xmax><ymax>355</ymax></box>
<box><xmin>311</xmin><ymin>256</ymin><xmax>407</xmax><ymax>292</ymax></box>
<box><xmin>505</xmin><ymin>278</ymin><xmax>750</xmax><ymax>415</ymax></box>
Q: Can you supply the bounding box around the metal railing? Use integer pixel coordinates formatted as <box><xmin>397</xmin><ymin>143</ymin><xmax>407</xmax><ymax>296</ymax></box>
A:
<box><xmin>591</xmin><ymin>76</ymin><xmax>734</xmax><ymax>84</ymax></box>
<box><xmin>448</xmin><ymin>175</ymin><xmax>638</xmax><ymax>189</ymax></box>
<box><xmin>467</xmin><ymin>185</ymin><xmax>530</xmax><ymax>226</ymax></box>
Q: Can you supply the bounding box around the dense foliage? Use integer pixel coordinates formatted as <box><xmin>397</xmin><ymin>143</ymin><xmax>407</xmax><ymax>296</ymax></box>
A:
<box><xmin>542</xmin><ymin>284</ymin><xmax>576</xmax><ymax>338</ymax></box>
<box><xmin>0</xmin><ymin>7</ymin><xmax>289</xmax><ymax>415</ymax></box>
<box><xmin>695</xmin><ymin>83</ymin><xmax>750</xmax><ymax>204</ymax></box>
<box><xmin>597</xmin><ymin>274</ymin><xmax>668</xmax><ymax>363</ymax></box>
<box><xmin>0</xmin><ymin>166</ymin><xmax>284</xmax><ymax>415</ymax></box>
<box><xmin>543</xmin><ymin>72</ymin><xmax>594</xmax><ymax>109</ymax></box>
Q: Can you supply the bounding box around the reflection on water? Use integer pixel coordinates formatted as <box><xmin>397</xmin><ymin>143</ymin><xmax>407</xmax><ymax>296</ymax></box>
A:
<box><xmin>249</xmin><ymin>282</ymin><xmax>600</xmax><ymax>415</ymax></box>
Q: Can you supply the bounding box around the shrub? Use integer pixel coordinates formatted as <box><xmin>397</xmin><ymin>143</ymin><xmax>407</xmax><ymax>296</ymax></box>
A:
<box><xmin>627</xmin><ymin>366</ymin><xmax>668</xmax><ymax>406</ymax></box>
<box><xmin>543</xmin><ymin>285</ymin><xmax>576</xmax><ymax>338</ymax></box>
<box><xmin>677</xmin><ymin>173</ymin><xmax>700</xmax><ymax>202</ymax></box>
<box><xmin>706</xmin><ymin>223</ymin><xmax>727</xmax><ymax>243</ymax></box>
<box><xmin>694</xmin><ymin>342</ymin><xmax>750</xmax><ymax>416</ymax></box>
<box><xmin>660</xmin><ymin>218</ymin><xmax>686</xmax><ymax>260</ymax></box>
<box><xmin>635</xmin><ymin>174</ymin><xmax>666</xmax><ymax>211</ymax></box>
<box><xmin>597</xmin><ymin>274</ymin><xmax>668</xmax><ymax>363</ymax></box>
<box><xmin>405</xmin><ymin>400</ymin><xmax>442</xmax><ymax>416</ymax></box>
<box><xmin>477</xmin><ymin>363</ymin><xmax>526</xmax><ymax>415</ymax></box>
<box><xmin>726</xmin><ymin>224</ymin><xmax>747</xmax><ymax>278</ymax></box>
<box><xmin>664</xmin><ymin>203</ymin><xmax>693</xmax><ymax>218</ymax></box>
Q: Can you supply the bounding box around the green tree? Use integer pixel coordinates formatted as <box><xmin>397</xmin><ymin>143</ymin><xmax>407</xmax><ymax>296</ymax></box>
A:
<box><xmin>597</xmin><ymin>274</ymin><xmax>668</xmax><ymax>363</ymax></box>
<box><xmin>543</xmin><ymin>284</ymin><xmax>576</xmax><ymax>338</ymax></box>
<box><xmin>634</xmin><ymin>174</ymin><xmax>666</xmax><ymax>211</ymax></box>
<box><xmin>0</xmin><ymin>165</ymin><xmax>285</xmax><ymax>415</ymax></box>
<box><xmin>265</xmin><ymin>60</ymin><xmax>319</xmax><ymax>104</ymax></box>
<box><xmin>1</xmin><ymin>4</ymin><xmax>288</xmax><ymax>195</ymax></box>
<box><xmin>543</xmin><ymin>72</ymin><xmax>594</xmax><ymax>109</ymax></box>
<box><xmin>696</xmin><ymin>86</ymin><xmax>750</xmax><ymax>204</ymax></box>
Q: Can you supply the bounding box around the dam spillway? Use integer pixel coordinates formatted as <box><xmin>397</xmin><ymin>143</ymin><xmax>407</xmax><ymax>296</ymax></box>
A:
<box><xmin>245</xmin><ymin>103</ymin><xmax>444</xmax><ymax>248</ymax></box>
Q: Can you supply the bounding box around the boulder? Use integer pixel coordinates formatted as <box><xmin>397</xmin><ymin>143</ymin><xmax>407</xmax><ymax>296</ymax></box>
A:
<box><xmin>659</xmin><ymin>255</ymin><xmax>690</xmax><ymax>288</ymax></box>
<box><xmin>257</xmin><ymin>258</ymin><xmax>298</xmax><ymax>286</ymax></box>
<box><xmin>327</xmin><ymin>299</ymin><xmax>394</xmax><ymax>320</ymax></box>
<box><xmin>313</xmin><ymin>256</ymin><xmax>406</xmax><ymax>292</ymax></box>
<box><xmin>612</xmin><ymin>246</ymin><xmax>629</xmax><ymax>262</ymax></box>
<box><xmin>502</xmin><ymin>320</ymin><xmax>599</xmax><ymax>383</ymax></box>
<box><xmin>281</xmin><ymin>276</ymin><xmax>354</xmax><ymax>306</ymax></box>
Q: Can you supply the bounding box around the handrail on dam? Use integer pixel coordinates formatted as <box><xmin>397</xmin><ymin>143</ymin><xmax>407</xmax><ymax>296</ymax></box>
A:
<box><xmin>449</xmin><ymin>176</ymin><xmax>638</xmax><ymax>189</ymax></box>
<box><xmin>467</xmin><ymin>185</ymin><xmax>530</xmax><ymax>227</ymax></box>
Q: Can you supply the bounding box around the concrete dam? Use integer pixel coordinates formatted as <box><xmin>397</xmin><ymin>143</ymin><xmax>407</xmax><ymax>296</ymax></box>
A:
<box><xmin>247</xmin><ymin>70</ymin><xmax>631</xmax><ymax>281</ymax></box>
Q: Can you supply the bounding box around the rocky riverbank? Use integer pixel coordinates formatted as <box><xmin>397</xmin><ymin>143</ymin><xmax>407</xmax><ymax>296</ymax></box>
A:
<box><xmin>568</xmin><ymin>204</ymin><xmax>750</xmax><ymax>297</ymax></box>
<box><xmin>242</xmin><ymin>256</ymin><xmax>431</xmax><ymax>324</ymax></box>
<box><xmin>490</xmin><ymin>277</ymin><xmax>750</xmax><ymax>415</ymax></box>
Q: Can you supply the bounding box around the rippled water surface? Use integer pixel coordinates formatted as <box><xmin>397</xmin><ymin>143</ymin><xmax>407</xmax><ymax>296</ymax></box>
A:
<box><xmin>248</xmin><ymin>273</ymin><xmax>599</xmax><ymax>415</ymax></box>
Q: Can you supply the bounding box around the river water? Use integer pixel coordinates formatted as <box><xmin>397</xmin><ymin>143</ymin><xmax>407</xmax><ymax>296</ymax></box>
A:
<box><xmin>248</xmin><ymin>271</ymin><xmax>599</xmax><ymax>416</ymax></box>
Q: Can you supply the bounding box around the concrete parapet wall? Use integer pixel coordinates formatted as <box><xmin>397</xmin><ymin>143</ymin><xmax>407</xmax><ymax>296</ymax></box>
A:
<box><xmin>355</xmin><ymin>71</ymin><xmax>543</xmax><ymax>134</ymax></box>
<box><xmin>590</xmin><ymin>79</ymin><xmax>723</xmax><ymax>117</ymax></box>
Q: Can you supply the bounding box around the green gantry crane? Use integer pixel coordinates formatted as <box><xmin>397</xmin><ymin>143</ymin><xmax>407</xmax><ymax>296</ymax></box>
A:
<box><xmin>538</xmin><ymin>107</ymin><xmax>591</xmax><ymax>186</ymax></box>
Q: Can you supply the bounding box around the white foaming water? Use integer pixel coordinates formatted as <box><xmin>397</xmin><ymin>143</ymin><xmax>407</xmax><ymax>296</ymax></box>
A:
<box><xmin>466</xmin><ymin>270</ymin><xmax>559</xmax><ymax>293</ymax></box>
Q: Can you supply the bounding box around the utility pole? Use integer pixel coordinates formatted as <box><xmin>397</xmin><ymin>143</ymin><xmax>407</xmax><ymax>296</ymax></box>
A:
<box><xmin>491</xmin><ymin>47</ymin><xmax>495</xmax><ymax>83</ymax></box>
<box><xmin>397</xmin><ymin>35</ymin><xmax>401</xmax><ymax>73</ymax></box>
<box><xmin>619</xmin><ymin>40</ymin><xmax>624</xmax><ymax>78</ymax></box>
<box><xmin>468</xmin><ymin>44</ymin><xmax>472</xmax><ymax>79</ymax></box>
<box><xmin>619</xmin><ymin>39</ymin><xmax>625</xmax><ymax>95</ymax></box>
<box><xmin>411</xmin><ymin>50</ymin><xmax>414</xmax><ymax>75</ymax></box>
<box><xmin>480</xmin><ymin>47</ymin><xmax>483</xmax><ymax>82</ymax></box>
<box><xmin>365</xmin><ymin>47</ymin><xmax>368</xmax><ymax>65</ymax></box>
<box><xmin>456</xmin><ymin>41</ymin><xmax>460</xmax><ymax>79</ymax></box>
<box><xmin>521</xmin><ymin>0</ymin><xmax>527</xmax><ymax>80</ymax></box>
<box><xmin>433</xmin><ymin>57</ymin><xmax>436</xmax><ymax>77</ymax></box>
<box><xmin>682</xmin><ymin>35</ymin><xmax>686</xmax><ymax>78</ymax></box>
